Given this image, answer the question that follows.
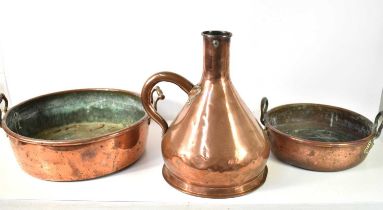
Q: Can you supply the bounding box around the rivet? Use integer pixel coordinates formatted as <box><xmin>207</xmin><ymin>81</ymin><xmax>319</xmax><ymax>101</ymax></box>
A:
<box><xmin>212</xmin><ymin>40</ymin><xmax>219</xmax><ymax>48</ymax></box>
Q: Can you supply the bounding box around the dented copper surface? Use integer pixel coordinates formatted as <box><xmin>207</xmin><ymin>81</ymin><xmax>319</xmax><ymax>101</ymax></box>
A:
<box><xmin>141</xmin><ymin>31</ymin><xmax>269</xmax><ymax>198</ymax></box>
<box><xmin>0</xmin><ymin>89</ymin><xmax>149</xmax><ymax>181</ymax></box>
<box><xmin>261</xmin><ymin>98</ymin><xmax>383</xmax><ymax>171</ymax></box>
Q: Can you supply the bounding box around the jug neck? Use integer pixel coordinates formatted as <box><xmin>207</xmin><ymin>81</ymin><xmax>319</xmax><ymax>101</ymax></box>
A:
<box><xmin>202</xmin><ymin>31</ymin><xmax>232</xmax><ymax>81</ymax></box>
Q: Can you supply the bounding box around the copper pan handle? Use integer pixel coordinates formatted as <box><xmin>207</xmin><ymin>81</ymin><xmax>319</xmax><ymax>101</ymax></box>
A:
<box><xmin>373</xmin><ymin>111</ymin><xmax>383</xmax><ymax>138</ymax></box>
<box><xmin>260</xmin><ymin>97</ymin><xmax>268</xmax><ymax>126</ymax></box>
<box><xmin>0</xmin><ymin>93</ymin><xmax>9</xmax><ymax>128</ymax></box>
<box><xmin>363</xmin><ymin>111</ymin><xmax>383</xmax><ymax>154</ymax></box>
<box><xmin>141</xmin><ymin>71</ymin><xmax>194</xmax><ymax>135</ymax></box>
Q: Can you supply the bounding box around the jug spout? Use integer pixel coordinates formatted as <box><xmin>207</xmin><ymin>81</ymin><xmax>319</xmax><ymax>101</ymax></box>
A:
<box><xmin>202</xmin><ymin>31</ymin><xmax>231</xmax><ymax>80</ymax></box>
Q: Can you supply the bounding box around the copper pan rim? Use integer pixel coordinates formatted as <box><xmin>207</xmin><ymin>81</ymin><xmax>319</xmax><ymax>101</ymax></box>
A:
<box><xmin>264</xmin><ymin>102</ymin><xmax>374</xmax><ymax>147</ymax></box>
<box><xmin>1</xmin><ymin>88</ymin><xmax>149</xmax><ymax>146</ymax></box>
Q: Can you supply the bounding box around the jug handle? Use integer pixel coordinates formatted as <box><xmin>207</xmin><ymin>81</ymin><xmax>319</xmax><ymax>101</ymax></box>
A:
<box><xmin>0</xmin><ymin>93</ymin><xmax>9</xmax><ymax>128</ymax></box>
<box><xmin>141</xmin><ymin>71</ymin><xmax>194</xmax><ymax>134</ymax></box>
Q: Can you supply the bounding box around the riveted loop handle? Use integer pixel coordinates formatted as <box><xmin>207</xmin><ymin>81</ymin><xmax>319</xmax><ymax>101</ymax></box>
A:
<box><xmin>363</xmin><ymin>111</ymin><xmax>383</xmax><ymax>154</ymax></box>
<box><xmin>141</xmin><ymin>72</ymin><xmax>194</xmax><ymax>135</ymax></box>
<box><xmin>260</xmin><ymin>97</ymin><xmax>269</xmax><ymax>126</ymax></box>
<box><xmin>373</xmin><ymin>111</ymin><xmax>383</xmax><ymax>139</ymax></box>
<box><xmin>146</xmin><ymin>86</ymin><xmax>165</xmax><ymax>125</ymax></box>
<box><xmin>0</xmin><ymin>93</ymin><xmax>8</xmax><ymax>128</ymax></box>
<box><xmin>151</xmin><ymin>86</ymin><xmax>165</xmax><ymax>111</ymax></box>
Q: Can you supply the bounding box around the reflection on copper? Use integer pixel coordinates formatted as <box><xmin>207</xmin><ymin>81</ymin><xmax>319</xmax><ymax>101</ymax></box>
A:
<box><xmin>141</xmin><ymin>31</ymin><xmax>269</xmax><ymax>198</ymax></box>
<box><xmin>1</xmin><ymin>89</ymin><xmax>149</xmax><ymax>181</ymax></box>
<box><xmin>261</xmin><ymin>99</ymin><xmax>383</xmax><ymax>172</ymax></box>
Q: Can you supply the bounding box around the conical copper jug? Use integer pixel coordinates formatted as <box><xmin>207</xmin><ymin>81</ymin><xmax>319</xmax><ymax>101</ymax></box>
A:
<box><xmin>141</xmin><ymin>31</ymin><xmax>269</xmax><ymax>198</ymax></box>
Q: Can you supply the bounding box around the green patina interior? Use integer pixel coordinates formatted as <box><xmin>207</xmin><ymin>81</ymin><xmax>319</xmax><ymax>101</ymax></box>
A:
<box><xmin>267</xmin><ymin>104</ymin><xmax>372</xmax><ymax>142</ymax></box>
<box><xmin>5</xmin><ymin>90</ymin><xmax>146</xmax><ymax>140</ymax></box>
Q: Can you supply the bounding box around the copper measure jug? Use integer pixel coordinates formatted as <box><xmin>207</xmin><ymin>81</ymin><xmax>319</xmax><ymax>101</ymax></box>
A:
<box><xmin>141</xmin><ymin>31</ymin><xmax>269</xmax><ymax>198</ymax></box>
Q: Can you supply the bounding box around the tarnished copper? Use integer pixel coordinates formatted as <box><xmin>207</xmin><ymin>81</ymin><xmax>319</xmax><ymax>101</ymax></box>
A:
<box><xmin>261</xmin><ymin>98</ymin><xmax>383</xmax><ymax>171</ymax></box>
<box><xmin>141</xmin><ymin>31</ymin><xmax>269</xmax><ymax>198</ymax></box>
<box><xmin>0</xmin><ymin>89</ymin><xmax>150</xmax><ymax>181</ymax></box>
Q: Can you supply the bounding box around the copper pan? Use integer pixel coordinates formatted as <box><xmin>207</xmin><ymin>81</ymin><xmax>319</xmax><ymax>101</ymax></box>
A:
<box><xmin>0</xmin><ymin>89</ymin><xmax>153</xmax><ymax>181</ymax></box>
<box><xmin>260</xmin><ymin>97</ymin><xmax>383</xmax><ymax>171</ymax></box>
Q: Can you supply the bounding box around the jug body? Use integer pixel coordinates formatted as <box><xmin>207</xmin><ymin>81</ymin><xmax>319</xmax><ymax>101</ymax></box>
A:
<box><xmin>141</xmin><ymin>31</ymin><xmax>269</xmax><ymax>198</ymax></box>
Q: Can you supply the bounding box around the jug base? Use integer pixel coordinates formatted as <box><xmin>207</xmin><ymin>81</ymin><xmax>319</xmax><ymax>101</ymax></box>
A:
<box><xmin>162</xmin><ymin>165</ymin><xmax>268</xmax><ymax>198</ymax></box>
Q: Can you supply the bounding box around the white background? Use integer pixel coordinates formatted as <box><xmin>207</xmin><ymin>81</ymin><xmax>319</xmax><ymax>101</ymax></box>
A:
<box><xmin>0</xmin><ymin>0</ymin><xmax>383</xmax><ymax>209</ymax></box>
<box><xmin>0</xmin><ymin>0</ymin><xmax>382</xmax><ymax>119</ymax></box>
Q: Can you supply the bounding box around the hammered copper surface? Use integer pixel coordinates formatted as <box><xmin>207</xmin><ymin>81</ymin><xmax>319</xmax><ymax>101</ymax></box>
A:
<box><xmin>261</xmin><ymin>99</ymin><xmax>383</xmax><ymax>171</ymax></box>
<box><xmin>141</xmin><ymin>31</ymin><xmax>269</xmax><ymax>198</ymax></box>
<box><xmin>1</xmin><ymin>89</ymin><xmax>149</xmax><ymax>181</ymax></box>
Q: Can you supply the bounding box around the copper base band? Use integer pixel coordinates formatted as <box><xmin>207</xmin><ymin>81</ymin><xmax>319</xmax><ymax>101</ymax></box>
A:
<box><xmin>162</xmin><ymin>165</ymin><xmax>268</xmax><ymax>198</ymax></box>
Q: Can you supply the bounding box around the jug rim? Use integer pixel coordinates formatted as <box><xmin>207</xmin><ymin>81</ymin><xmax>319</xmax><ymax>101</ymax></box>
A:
<box><xmin>202</xmin><ymin>31</ymin><xmax>232</xmax><ymax>38</ymax></box>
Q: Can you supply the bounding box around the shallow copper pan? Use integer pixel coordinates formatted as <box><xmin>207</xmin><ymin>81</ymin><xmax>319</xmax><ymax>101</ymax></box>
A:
<box><xmin>260</xmin><ymin>98</ymin><xmax>383</xmax><ymax>171</ymax></box>
<box><xmin>0</xmin><ymin>89</ymin><xmax>150</xmax><ymax>181</ymax></box>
